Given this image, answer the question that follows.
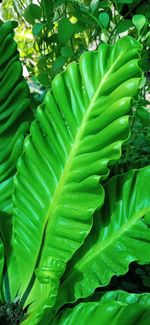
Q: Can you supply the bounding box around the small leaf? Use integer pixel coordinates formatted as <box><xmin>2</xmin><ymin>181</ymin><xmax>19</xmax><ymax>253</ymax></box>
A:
<box><xmin>24</xmin><ymin>4</ymin><xmax>42</xmax><ymax>25</ymax></box>
<box><xmin>32</xmin><ymin>23</ymin><xmax>44</xmax><ymax>36</ymax></box>
<box><xmin>139</xmin><ymin>76</ymin><xmax>146</xmax><ymax>88</ymax></box>
<box><xmin>98</xmin><ymin>12</ymin><xmax>110</xmax><ymax>29</ymax></box>
<box><xmin>42</xmin><ymin>0</ymin><xmax>53</xmax><ymax>19</ymax></box>
<box><xmin>38</xmin><ymin>72</ymin><xmax>50</xmax><ymax>87</ymax></box>
<box><xmin>61</xmin><ymin>46</ymin><xmax>73</xmax><ymax>58</ymax></box>
<box><xmin>74</xmin><ymin>22</ymin><xmax>85</xmax><ymax>33</ymax></box>
<box><xmin>90</xmin><ymin>0</ymin><xmax>99</xmax><ymax>12</ymax></box>
<box><xmin>132</xmin><ymin>14</ymin><xmax>146</xmax><ymax>32</ymax></box>
<box><xmin>51</xmin><ymin>56</ymin><xmax>67</xmax><ymax>75</ymax></box>
<box><xmin>58</xmin><ymin>18</ymin><xmax>75</xmax><ymax>44</ymax></box>
<box><xmin>37</xmin><ymin>56</ymin><xmax>47</xmax><ymax>70</ymax></box>
<box><xmin>136</xmin><ymin>107</ymin><xmax>150</xmax><ymax>126</ymax></box>
<box><xmin>117</xmin><ymin>19</ymin><xmax>133</xmax><ymax>33</ymax></box>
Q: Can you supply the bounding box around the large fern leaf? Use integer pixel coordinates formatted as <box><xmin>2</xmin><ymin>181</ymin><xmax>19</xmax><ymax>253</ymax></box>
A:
<box><xmin>0</xmin><ymin>21</ymin><xmax>31</xmax><ymax>215</ymax></box>
<box><xmin>0</xmin><ymin>21</ymin><xmax>31</xmax><ymax>300</ymax></box>
<box><xmin>13</xmin><ymin>36</ymin><xmax>142</xmax><ymax>323</ymax></box>
<box><xmin>52</xmin><ymin>291</ymin><xmax>150</xmax><ymax>325</ymax></box>
<box><xmin>56</xmin><ymin>166</ymin><xmax>150</xmax><ymax>307</ymax></box>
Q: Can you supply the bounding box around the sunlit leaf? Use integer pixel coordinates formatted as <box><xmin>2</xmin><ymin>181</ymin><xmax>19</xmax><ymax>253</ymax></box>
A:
<box><xmin>0</xmin><ymin>21</ymin><xmax>31</xmax><ymax>300</ymax></box>
<box><xmin>132</xmin><ymin>14</ymin><xmax>146</xmax><ymax>32</ymax></box>
<box><xmin>12</xmin><ymin>36</ymin><xmax>142</xmax><ymax>324</ymax></box>
<box><xmin>52</xmin><ymin>291</ymin><xmax>150</xmax><ymax>325</ymax></box>
<box><xmin>56</xmin><ymin>166</ymin><xmax>150</xmax><ymax>305</ymax></box>
<box><xmin>90</xmin><ymin>0</ymin><xmax>99</xmax><ymax>12</ymax></box>
<box><xmin>24</xmin><ymin>4</ymin><xmax>42</xmax><ymax>25</ymax></box>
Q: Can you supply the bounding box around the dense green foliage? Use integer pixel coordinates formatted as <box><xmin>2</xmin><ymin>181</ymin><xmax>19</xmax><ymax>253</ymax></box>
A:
<box><xmin>0</xmin><ymin>1</ymin><xmax>150</xmax><ymax>324</ymax></box>
<box><xmin>1</xmin><ymin>1</ymin><xmax>149</xmax><ymax>171</ymax></box>
<box><xmin>1</xmin><ymin>1</ymin><xmax>150</xmax><ymax>83</ymax></box>
<box><xmin>0</xmin><ymin>20</ymin><xmax>31</xmax><ymax>215</ymax></box>
<box><xmin>53</xmin><ymin>291</ymin><xmax>150</xmax><ymax>325</ymax></box>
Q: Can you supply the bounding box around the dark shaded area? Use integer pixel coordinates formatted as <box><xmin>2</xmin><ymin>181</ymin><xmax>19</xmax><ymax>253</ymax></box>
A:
<box><xmin>57</xmin><ymin>262</ymin><xmax>150</xmax><ymax>317</ymax></box>
<box><xmin>115</xmin><ymin>0</ymin><xmax>149</xmax><ymax>19</ymax></box>
<box><xmin>0</xmin><ymin>302</ymin><xmax>24</xmax><ymax>325</ymax></box>
<box><xmin>96</xmin><ymin>262</ymin><xmax>150</xmax><ymax>294</ymax></box>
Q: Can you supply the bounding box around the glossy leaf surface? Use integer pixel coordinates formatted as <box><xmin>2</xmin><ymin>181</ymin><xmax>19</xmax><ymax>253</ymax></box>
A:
<box><xmin>57</xmin><ymin>166</ymin><xmax>150</xmax><ymax>305</ymax></box>
<box><xmin>0</xmin><ymin>21</ymin><xmax>31</xmax><ymax>215</ymax></box>
<box><xmin>0</xmin><ymin>237</ymin><xmax>4</xmax><ymax>300</ymax></box>
<box><xmin>0</xmin><ymin>21</ymin><xmax>31</xmax><ymax>300</ymax></box>
<box><xmin>13</xmin><ymin>36</ymin><xmax>142</xmax><ymax>323</ymax></box>
<box><xmin>52</xmin><ymin>291</ymin><xmax>150</xmax><ymax>325</ymax></box>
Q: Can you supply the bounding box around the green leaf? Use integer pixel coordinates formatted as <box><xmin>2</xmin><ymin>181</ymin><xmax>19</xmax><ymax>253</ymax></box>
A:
<box><xmin>0</xmin><ymin>238</ymin><xmax>4</xmax><ymax>301</ymax></box>
<box><xmin>42</xmin><ymin>0</ymin><xmax>53</xmax><ymax>19</ymax></box>
<box><xmin>0</xmin><ymin>21</ymin><xmax>32</xmax><ymax>300</ymax></box>
<box><xmin>38</xmin><ymin>72</ymin><xmax>50</xmax><ymax>87</ymax></box>
<box><xmin>57</xmin><ymin>166</ymin><xmax>150</xmax><ymax>305</ymax></box>
<box><xmin>132</xmin><ymin>14</ymin><xmax>146</xmax><ymax>32</ymax></box>
<box><xmin>98</xmin><ymin>12</ymin><xmax>110</xmax><ymax>29</ymax></box>
<box><xmin>58</xmin><ymin>18</ymin><xmax>75</xmax><ymax>44</ymax></box>
<box><xmin>51</xmin><ymin>56</ymin><xmax>67</xmax><ymax>75</ymax></box>
<box><xmin>99</xmin><ymin>290</ymin><xmax>150</xmax><ymax>305</ymax></box>
<box><xmin>0</xmin><ymin>21</ymin><xmax>31</xmax><ymax>215</ymax></box>
<box><xmin>32</xmin><ymin>23</ymin><xmax>44</xmax><ymax>36</ymax></box>
<box><xmin>12</xmin><ymin>36</ymin><xmax>142</xmax><ymax>324</ymax></box>
<box><xmin>0</xmin><ymin>212</ymin><xmax>12</xmax><ymax>263</ymax></box>
<box><xmin>73</xmin><ymin>22</ymin><xmax>85</xmax><ymax>33</ymax></box>
<box><xmin>61</xmin><ymin>46</ymin><xmax>74</xmax><ymax>58</ymax></box>
<box><xmin>136</xmin><ymin>106</ymin><xmax>150</xmax><ymax>126</ymax></box>
<box><xmin>37</xmin><ymin>56</ymin><xmax>47</xmax><ymax>70</ymax></box>
<box><xmin>0</xmin><ymin>211</ymin><xmax>19</xmax><ymax>302</ymax></box>
<box><xmin>90</xmin><ymin>0</ymin><xmax>99</xmax><ymax>11</ymax></box>
<box><xmin>24</xmin><ymin>4</ymin><xmax>42</xmax><ymax>25</ymax></box>
<box><xmin>0</xmin><ymin>21</ymin><xmax>18</xmax><ymax>45</ymax></box>
<box><xmin>117</xmin><ymin>19</ymin><xmax>134</xmax><ymax>33</ymax></box>
<box><xmin>52</xmin><ymin>291</ymin><xmax>150</xmax><ymax>325</ymax></box>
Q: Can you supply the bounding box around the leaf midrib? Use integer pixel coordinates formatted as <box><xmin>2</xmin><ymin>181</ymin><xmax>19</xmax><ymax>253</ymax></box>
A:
<box><xmin>38</xmin><ymin>52</ymin><xmax>124</xmax><ymax>266</ymax></box>
<box><xmin>44</xmin><ymin>58</ymin><xmax>122</xmax><ymax>224</ymax></box>
<box><xmin>73</xmin><ymin>206</ymin><xmax>150</xmax><ymax>271</ymax></box>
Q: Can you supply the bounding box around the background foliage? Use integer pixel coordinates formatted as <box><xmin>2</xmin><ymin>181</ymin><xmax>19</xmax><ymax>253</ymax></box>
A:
<box><xmin>1</xmin><ymin>1</ymin><xmax>150</xmax><ymax>82</ymax></box>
